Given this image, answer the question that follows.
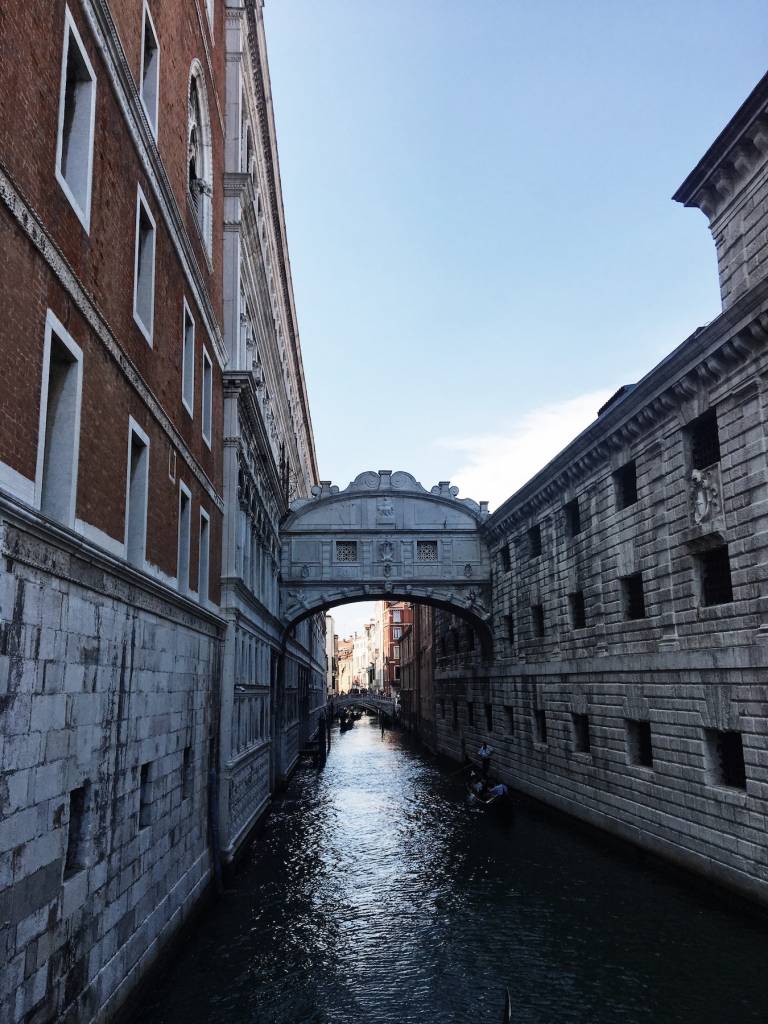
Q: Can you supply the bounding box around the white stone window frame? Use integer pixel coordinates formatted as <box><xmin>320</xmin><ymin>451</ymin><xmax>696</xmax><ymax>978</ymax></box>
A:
<box><xmin>187</xmin><ymin>61</ymin><xmax>213</xmax><ymax>260</ymax></box>
<box><xmin>181</xmin><ymin>297</ymin><xmax>195</xmax><ymax>417</ymax></box>
<box><xmin>177</xmin><ymin>479</ymin><xmax>192</xmax><ymax>594</ymax></box>
<box><xmin>205</xmin><ymin>0</ymin><xmax>214</xmax><ymax>39</ymax></box>
<box><xmin>139</xmin><ymin>2</ymin><xmax>160</xmax><ymax>139</ymax></box>
<box><xmin>35</xmin><ymin>309</ymin><xmax>84</xmax><ymax>529</ymax></box>
<box><xmin>124</xmin><ymin>416</ymin><xmax>150</xmax><ymax>570</ymax></box>
<box><xmin>132</xmin><ymin>185</ymin><xmax>157</xmax><ymax>346</ymax></box>
<box><xmin>201</xmin><ymin>345</ymin><xmax>213</xmax><ymax>448</ymax></box>
<box><xmin>54</xmin><ymin>6</ymin><xmax>97</xmax><ymax>234</ymax></box>
<box><xmin>198</xmin><ymin>506</ymin><xmax>210</xmax><ymax>605</ymax></box>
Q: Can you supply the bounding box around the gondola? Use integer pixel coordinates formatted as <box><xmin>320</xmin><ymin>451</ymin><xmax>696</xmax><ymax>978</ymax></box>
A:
<box><xmin>338</xmin><ymin>713</ymin><xmax>354</xmax><ymax>732</ymax></box>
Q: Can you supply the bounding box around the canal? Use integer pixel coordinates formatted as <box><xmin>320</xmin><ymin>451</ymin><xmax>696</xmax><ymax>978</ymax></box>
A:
<box><xmin>134</xmin><ymin>715</ymin><xmax>768</xmax><ymax>1023</ymax></box>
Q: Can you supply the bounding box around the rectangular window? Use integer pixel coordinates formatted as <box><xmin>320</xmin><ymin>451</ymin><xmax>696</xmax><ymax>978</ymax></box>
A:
<box><xmin>178</xmin><ymin>482</ymin><xmax>191</xmax><ymax>593</ymax></box>
<box><xmin>63</xmin><ymin>781</ymin><xmax>90</xmax><ymax>879</ymax></box>
<box><xmin>182</xmin><ymin>300</ymin><xmax>195</xmax><ymax>415</ymax></box>
<box><xmin>504</xmin><ymin>705</ymin><xmax>515</xmax><ymax>734</ymax></box>
<box><xmin>698</xmin><ymin>545</ymin><xmax>733</xmax><ymax>606</ymax></box>
<box><xmin>614</xmin><ymin>461</ymin><xmax>638</xmax><ymax>510</ymax></box>
<box><xmin>531</xmin><ymin>603</ymin><xmax>545</xmax><ymax>638</ymax></box>
<box><xmin>36</xmin><ymin>311</ymin><xmax>83</xmax><ymax>528</ymax></box>
<box><xmin>417</xmin><ymin>540</ymin><xmax>438</xmax><ymax>562</ymax></box>
<box><xmin>534</xmin><ymin>708</ymin><xmax>547</xmax><ymax>744</ymax></box>
<box><xmin>465</xmin><ymin>625</ymin><xmax>475</xmax><ymax>651</ymax></box>
<box><xmin>466</xmin><ymin>701</ymin><xmax>474</xmax><ymax>727</ymax></box>
<box><xmin>505</xmin><ymin>613</ymin><xmax>514</xmax><ymax>645</ymax></box>
<box><xmin>392</xmin><ymin>609</ymin><xmax>401</xmax><ymax>623</ymax></box>
<box><xmin>568</xmin><ymin>590</ymin><xmax>586</xmax><ymax>630</ymax></box>
<box><xmin>139</xmin><ymin>762</ymin><xmax>152</xmax><ymax>829</ymax></box>
<box><xmin>182</xmin><ymin>746</ymin><xmax>192</xmax><ymax>801</ymax></box>
<box><xmin>499</xmin><ymin>544</ymin><xmax>511</xmax><ymax>572</ymax></box>
<box><xmin>452</xmin><ymin>699</ymin><xmax>458</xmax><ymax>731</ymax></box>
<box><xmin>140</xmin><ymin>3</ymin><xmax>160</xmax><ymax>136</ymax></box>
<box><xmin>626</xmin><ymin>719</ymin><xmax>653</xmax><ymax>768</ymax></box>
<box><xmin>564</xmin><ymin>497</ymin><xmax>581</xmax><ymax>537</ymax></box>
<box><xmin>393</xmin><ymin>627</ymin><xmax>402</xmax><ymax>639</ymax></box>
<box><xmin>55</xmin><ymin>6</ymin><xmax>96</xmax><ymax>231</ymax></box>
<box><xmin>485</xmin><ymin>703</ymin><xmax>493</xmax><ymax>732</ymax></box>
<box><xmin>133</xmin><ymin>186</ymin><xmax>156</xmax><ymax>344</ymax></box>
<box><xmin>528</xmin><ymin>523</ymin><xmax>542</xmax><ymax>558</ymax></box>
<box><xmin>392</xmin><ymin>645</ymin><xmax>400</xmax><ymax>660</ymax></box>
<box><xmin>125</xmin><ymin>419</ymin><xmax>149</xmax><ymax>567</ymax></box>
<box><xmin>202</xmin><ymin>348</ymin><xmax>213</xmax><ymax>447</ymax></box>
<box><xmin>199</xmin><ymin>509</ymin><xmax>210</xmax><ymax>603</ymax></box>
<box><xmin>336</xmin><ymin>541</ymin><xmax>358</xmax><ymax>562</ymax></box>
<box><xmin>621</xmin><ymin>573</ymin><xmax>646</xmax><ymax>620</ymax></box>
<box><xmin>572</xmin><ymin>713</ymin><xmax>591</xmax><ymax>754</ymax></box>
<box><xmin>688</xmin><ymin>408</ymin><xmax>721</xmax><ymax>470</ymax></box>
<box><xmin>704</xmin><ymin>729</ymin><xmax>746</xmax><ymax>790</ymax></box>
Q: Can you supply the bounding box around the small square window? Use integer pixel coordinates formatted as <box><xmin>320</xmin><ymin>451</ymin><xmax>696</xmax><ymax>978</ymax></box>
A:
<box><xmin>528</xmin><ymin>524</ymin><xmax>542</xmax><ymax>558</ymax></box>
<box><xmin>572</xmin><ymin>713</ymin><xmax>590</xmax><ymax>754</ymax></box>
<box><xmin>626</xmin><ymin>719</ymin><xmax>653</xmax><ymax>768</ymax></box>
<box><xmin>568</xmin><ymin>591</ymin><xmax>586</xmax><ymax>630</ymax></box>
<box><xmin>564</xmin><ymin>497</ymin><xmax>581</xmax><ymax>537</ymax></box>
<box><xmin>621</xmin><ymin>573</ymin><xmax>646</xmax><ymax>620</ymax></box>
<box><xmin>534</xmin><ymin>708</ymin><xmax>547</xmax><ymax>744</ymax></box>
<box><xmin>336</xmin><ymin>541</ymin><xmax>358</xmax><ymax>562</ymax></box>
<box><xmin>704</xmin><ymin>729</ymin><xmax>746</xmax><ymax>790</ymax></box>
<box><xmin>613</xmin><ymin>461</ymin><xmax>638</xmax><ymax>510</ymax></box>
<box><xmin>688</xmin><ymin>408</ymin><xmax>721</xmax><ymax>470</ymax></box>
<box><xmin>531</xmin><ymin>603</ymin><xmax>545</xmax><ymax>638</ymax></box>
<box><xmin>698</xmin><ymin>545</ymin><xmax>733</xmax><ymax>607</ymax></box>
<box><xmin>417</xmin><ymin>540</ymin><xmax>438</xmax><ymax>562</ymax></box>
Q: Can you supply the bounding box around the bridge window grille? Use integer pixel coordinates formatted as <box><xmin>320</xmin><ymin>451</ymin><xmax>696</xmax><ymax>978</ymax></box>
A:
<box><xmin>688</xmin><ymin>408</ymin><xmax>721</xmax><ymax>470</ymax></box>
<box><xmin>467</xmin><ymin>701</ymin><xmax>475</xmax><ymax>726</ymax></box>
<box><xmin>499</xmin><ymin>544</ymin><xmax>511</xmax><ymax>572</ymax></box>
<box><xmin>335</xmin><ymin>541</ymin><xmax>358</xmax><ymax>562</ymax></box>
<box><xmin>504</xmin><ymin>705</ymin><xmax>515</xmax><ymax>734</ymax></box>
<box><xmin>417</xmin><ymin>540</ymin><xmax>438</xmax><ymax>562</ymax></box>
<box><xmin>64</xmin><ymin>781</ymin><xmax>90</xmax><ymax>879</ymax></box>
<box><xmin>572</xmin><ymin>713</ymin><xmax>591</xmax><ymax>754</ymax></box>
<box><xmin>531</xmin><ymin>603</ymin><xmax>545</xmax><ymax>638</ymax></box>
<box><xmin>564</xmin><ymin>497</ymin><xmax>582</xmax><ymax>537</ymax></box>
<box><xmin>704</xmin><ymin>729</ymin><xmax>746</xmax><ymax>790</ymax></box>
<box><xmin>613</xmin><ymin>460</ymin><xmax>638</xmax><ymax>510</ymax></box>
<box><xmin>698</xmin><ymin>545</ymin><xmax>733</xmax><ymax>606</ymax></box>
<box><xmin>528</xmin><ymin>524</ymin><xmax>542</xmax><ymax>558</ymax></box>
<box><xmin>534</xmin><ymin>709</ymin><xmax>547</xmax><ymax>744</ymax></box>
<box><xmin>568</xmin><ymin>590</ymin><xmax>586</xmax><ymax>630</ymax></box>
<box><xmin>626</xmin><ymin>719</ymin><xmax>653</xmax><ymax>768</ymax></box>
<box><xmin>621</xmin><ymin>573</ymin><xmax>646</xmax><ymax>620</ymax></box>
<box><xmin>485</xmin><ymin>703</ymin><xmax>493</xmax><ymax>732</ymax></box>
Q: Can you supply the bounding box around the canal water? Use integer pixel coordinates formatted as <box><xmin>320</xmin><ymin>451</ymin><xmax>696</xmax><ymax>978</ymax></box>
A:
<box><xmin>134</xmin><ymin>716</ymin><xmax>768</xmax><ymax>1024</ymax></box>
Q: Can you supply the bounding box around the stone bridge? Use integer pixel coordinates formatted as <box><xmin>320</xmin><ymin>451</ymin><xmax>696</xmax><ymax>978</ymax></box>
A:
<box><xmin>280</xmin><ymin>470</ymin><xmax>492</xmax><ymax>648</ymax></box>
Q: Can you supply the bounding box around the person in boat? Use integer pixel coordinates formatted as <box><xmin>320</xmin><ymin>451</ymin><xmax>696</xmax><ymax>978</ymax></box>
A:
<box><xmin>487</xmin><ymin>782</ymin><xmax>508</xmax><ymax>799</ymax></box>
<box><xmin>478</xmin><ymin>741</ymin><xmax>493</xmax><ymax>778</ymax></box>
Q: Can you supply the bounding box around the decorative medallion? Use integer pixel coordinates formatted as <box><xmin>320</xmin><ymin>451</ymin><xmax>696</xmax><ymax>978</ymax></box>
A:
<box><xmin>379</xmin><ymin>540</ymin><xmax>394</xmax><ymax>561</ymax></box>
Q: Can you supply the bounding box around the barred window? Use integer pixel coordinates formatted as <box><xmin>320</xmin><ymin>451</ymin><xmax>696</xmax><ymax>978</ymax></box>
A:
<box><xmin>417</xmin><ymin>540</ymin><xmax>438</xmax><ymax>562</ymax></box>
<box><xmin>572</xmin><ymin>713</ymin><xmax>591</xmax><ymax>754</ymax></box>
<box><xmin>704</xmin><ymin>729</ymin><xmax>746</xmax><ymax>790</ymax></box>
<box><xmin>626</xmin><ymin>719</ymin><xmax>653</xmax><ymax>768</ymax></box>
<box><xmin>614</xmin><ymin>460</ymin><xmax>638</xmax><ymax>510</ymax></box>
<box><xmin>336</xmin><ymin>541</ymin><xmax>358</xmax><ymax>562</ymax></box>
<box><xmin>698</xmin><ymin>545</ymin><xmax>733</xmax><ymax>606</ymax></box>
<box><xmin>564</xmin><ymin>497</ymin><xmax>582</xmax><ymax>537</ymax></box>
<box><xmin>621</xmin><ymin>573</ymin><xmax>646</xmax><ymax>620</ymax></box>
<box><xmin>568</xmin><ymin>590</ymin><xmax>586</xmax><ymax>630</ymax></box>
<box><xmin>528</xmin><ymin>524</ymin><xmax>542</xmax><ymax>558</ymax></box>
<box><xmin>531</xmin><ymin>603</ymin><xmax>545</xmax><ymax>638</ymax></box>
<box><xmin>688</xmin><ymin>408</ymin><xmax>721</xmax><ymax>470</ymax></box>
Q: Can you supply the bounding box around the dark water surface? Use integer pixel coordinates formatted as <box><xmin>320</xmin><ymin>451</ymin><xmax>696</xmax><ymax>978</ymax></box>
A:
<box><xmin>134</xmin><ymin>718</ymin><xmax>768</xmax><ymax>1024</ymax></box>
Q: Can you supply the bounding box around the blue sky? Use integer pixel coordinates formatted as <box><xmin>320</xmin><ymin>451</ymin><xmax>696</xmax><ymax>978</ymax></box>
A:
<box><xmin>263</xmin><ymin>1</ymin><xmax>766</xmax><ymax>635</ymax></box>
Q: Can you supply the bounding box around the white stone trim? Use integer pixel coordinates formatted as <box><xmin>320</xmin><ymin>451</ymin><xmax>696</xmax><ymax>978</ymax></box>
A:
<box><xmin>177</xmin><ymin>479</ymin><xmax>192</xmax><ymax>595</ymax></box>
<box><xmin>199</xmin><ymin>506</ymin><xmax>210</xmax><ymax>606</ymax></box>
<box><xmin>0</xmin><ymin>461</ymin><xmax>35</xmax><ymax>507</ymax></box>
<box><xmin>79</xmin><ymin>0</ymin><xmax>227</xmax><ymax>369</ymax></box>
<box><xmin>132</xmin><ymin>184</ymin><xmax>156</xmax><ymax>345</ymax></box>
<box><xmin>75</xmin><ymin>517</ymin><xmax>126</xmax><ymax>559</ymax></box>
<box><xmin>125</xmin><ymin>416</ymin><xmax>150</xmax><ymax>571</ymax></box>
<box><xmin>139</xmin><ymin>2</ymin><xmax>160</xmax><ymax>139</ymax></box>
<box><xmin>55</xmin><ymin>5</ymin><xmax>97</xmax><ymax>233</ymax></box>
<box><xmin>201</xmin><ymin>346</ymin><xmax>213</xmax><ymax>448</ymax></box>
<box><xmin>0</xmin><ymin>166</ymin><xmax>224</xmax><ymax>513</ymax></box>
<box><xmin>35</xmin><ymin>309</ymin><xmax>84</xmax><ymax>529</ymax></box>
<box><xmin>181</xmin><ymin>297</ymin><xmax>195</xmax><ymax>417</ymax></box>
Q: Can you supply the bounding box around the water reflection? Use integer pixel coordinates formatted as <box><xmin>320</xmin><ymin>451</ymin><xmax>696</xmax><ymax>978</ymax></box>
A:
<box><xmin>135</xmin><ymin>716</ymin><xmax>768</xmax><ymax>1024</ymax></box>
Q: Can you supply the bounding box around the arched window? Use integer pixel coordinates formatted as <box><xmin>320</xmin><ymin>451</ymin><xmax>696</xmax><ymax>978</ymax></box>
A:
<box><xmin>187</xmin><ymin>62</ymin><xmax>212</xmax><ymax>255</ymax></box>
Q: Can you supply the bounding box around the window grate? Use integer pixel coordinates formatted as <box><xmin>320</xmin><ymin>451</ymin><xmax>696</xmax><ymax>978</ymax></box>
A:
<box><xmin>564</xmin><ymin>498</ymin><xmax>582</xmax><ymax>537</ymax></box>
<box><xmin>531</xmin><ymin>604</ymin><xmax>545</xmax><ymax>638</ymax></box>
<box><xmin>499</xmin><ymin>545</ymin><xmax>511</xmax><ymax>572</ymax></box>
<box><xmin>699</xmin><ymin>545</ymin><xmax>733</xmax><ymax>606</ymax></box>
<box><xmin>336</xmin><ymin>541</ymin><xmax>358</xmax><ymax>562</ymax></box>
<box><xmin>568</xmin><ymin>591</ymin><xmax>586</xmax><ymax>630</ymax></box>
<box><xmin>528</xmin><ymin>524</ymin><xmax>542</xmax><ymax>558</ymax></box>
<box><xmin>704</xmin><ymin>729</ymin><xmax>746</xmax><ymax>789</ymax></box>
<box><xmin>622</xmin><ymin>573</ymin><xmax>646</xmax><ymax>620</ymax></box>
<box><xmin>572</xmin><ymin>713</ymin><xmax>591</xmax><ymax>753</ymax></box>
<box><xmin>614</xmin><ymin>461</ymin><xmax>638</xmax><ymax>510</ymax></box>
<box><xmin>417</xmin><ymin>540</ymin><xmax>438</xmax><ymax>562</ymax></box>
<box><xmin>626</xmin><ymin>719</ymin><xmax>653</xmax><ymax>767</ymax></box>
<box><xmin>534</xmin><ymin>709</ymin><xmax>548</xmax><ymax>744</ymax></box>
<box><xmin>689</xmin><ymin>408</ymin><xmax>721</xmax><ymax>470</ymax></box>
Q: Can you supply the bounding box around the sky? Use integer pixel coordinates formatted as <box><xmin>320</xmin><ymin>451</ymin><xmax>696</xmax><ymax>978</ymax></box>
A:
<box><xmin>263</xmin><ymin>1</ymin><xmax>767</xmax><ymax>637</ymax></box>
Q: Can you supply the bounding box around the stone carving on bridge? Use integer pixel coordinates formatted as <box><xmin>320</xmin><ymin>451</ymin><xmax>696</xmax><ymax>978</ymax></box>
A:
<box><xmin>280</xmin><ymin>470</ymin><xmax>493</xmax><ymax>636</ymax></box>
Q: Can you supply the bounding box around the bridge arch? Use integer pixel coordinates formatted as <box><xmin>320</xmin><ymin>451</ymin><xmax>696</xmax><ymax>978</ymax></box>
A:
<box><xmin>279</xmin><ymin>470</ymin><xmax>492</xmax><ymax>651</ymax></box>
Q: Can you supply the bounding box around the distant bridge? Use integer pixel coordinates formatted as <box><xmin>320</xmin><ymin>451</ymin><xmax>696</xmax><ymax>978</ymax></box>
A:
<box><xmin>332</xmin><ymin>694</ymin><xmax>398</xmax><ymax>717</ymax></box>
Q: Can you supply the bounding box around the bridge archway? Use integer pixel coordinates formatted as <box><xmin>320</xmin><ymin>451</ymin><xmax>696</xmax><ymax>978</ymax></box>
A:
<box><xmin>279</xmin><ymin>470</ymin><xmax>492</xmax><ymax>651</ymax></box>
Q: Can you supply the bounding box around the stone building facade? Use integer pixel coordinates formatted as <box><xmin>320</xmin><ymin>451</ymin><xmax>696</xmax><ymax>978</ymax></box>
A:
<box><xmin>431</xmin><ymin>72</ymin><xmax>768</xmax><ymax>908</ymax></box>
<box><xmin>399</xmin><ymin>604</ymin><xmax>436</xmax><ymax>746</ymax></box>
<box><xmin>0</xmin><ymin>1</ymin><xmax>322</xmax><ymax>1020</ymax></box>
<box><xmin>381</xmin><ymin>601</ymin><xmax>412</xmax><ymax>696</ymax></box>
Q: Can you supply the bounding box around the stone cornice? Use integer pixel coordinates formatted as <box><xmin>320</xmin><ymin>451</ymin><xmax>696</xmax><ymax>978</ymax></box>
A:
<box><xmin>485</xmin><ymin>279</ymin><xmax>768</xmax><ymax>542</ymax></box>
<box><xmin>673</xmin><ymin>71</ymin><xmax>768</xmax><ymax>223</ymax></box>
<box><xmin>82</xmin><ymin>0</ymin><xmax>228</xmax><ymax>370</ymax></box>
<box><xmin>0</xmin><ymin>162</ymin><xmax>225</xmax><ymax>514</ymax></box>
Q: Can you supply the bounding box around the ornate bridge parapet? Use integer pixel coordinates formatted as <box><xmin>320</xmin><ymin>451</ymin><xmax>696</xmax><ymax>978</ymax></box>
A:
<box><xmin>280</xmin><ymin>470</ymin><xmax>492</xmax><ymax>644</ymax></box>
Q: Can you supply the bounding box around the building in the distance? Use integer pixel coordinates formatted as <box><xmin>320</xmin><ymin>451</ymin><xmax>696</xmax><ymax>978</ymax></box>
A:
<box><xmin>325</xmin><ymin>616</ymin><xmax>337</xmax><ymax>694</ymax></box>
<box><xmin>380</xmin><ymin>601</ymin><xmax>413</xmax><ymax>696</ymax></box>
<box><xmin>399</xmin><ymin>604</ymin><xmax>436</xmax><ymax>744</ymax></box>
<box><xmin>336</xmin><ymin>636</ymin><xmax>354</xmax><ymax>693</ymax></box>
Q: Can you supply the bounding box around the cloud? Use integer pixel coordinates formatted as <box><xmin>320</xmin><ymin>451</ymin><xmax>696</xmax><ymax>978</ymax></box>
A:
<box><xmin>440</xmin><ymin>388</ymin><xmax>615</xmax><ymax>512</ymax></box>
